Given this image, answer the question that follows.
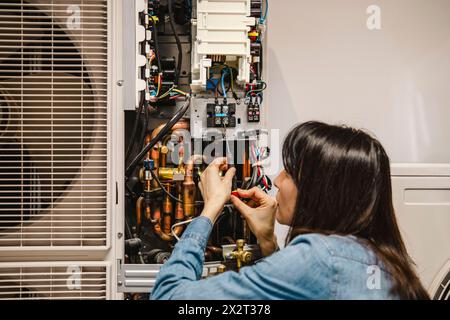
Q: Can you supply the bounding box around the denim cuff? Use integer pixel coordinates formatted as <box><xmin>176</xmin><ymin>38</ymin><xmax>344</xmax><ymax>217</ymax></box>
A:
<box><xmin>180</xmin><ymin>216</ymin><xmax>213</xmax><ymax>249</ymax></box>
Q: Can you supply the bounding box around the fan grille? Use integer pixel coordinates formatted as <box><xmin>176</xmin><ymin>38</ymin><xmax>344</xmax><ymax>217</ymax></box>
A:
<box><xmin>0</xmin><ymin>264</ymin><xmax>107</xmax><ymax>300</ymax></box>
<box><xmin>0</xmin><ymin>0</ymin><xmax>108</xmax><ymax>247</ymax></box>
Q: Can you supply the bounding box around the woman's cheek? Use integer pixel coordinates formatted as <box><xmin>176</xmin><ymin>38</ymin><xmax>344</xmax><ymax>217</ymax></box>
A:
<box><xmin>275</xmin><ymin>204</ymin><xmax>289</xmax><ymax>226</ymax></box>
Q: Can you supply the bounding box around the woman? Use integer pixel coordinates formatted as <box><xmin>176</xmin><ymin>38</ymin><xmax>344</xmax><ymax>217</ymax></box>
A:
<box><xmin>151</xmin><ymin>121</ymin><xmax>429</xmax><ymax>300</ymax></box>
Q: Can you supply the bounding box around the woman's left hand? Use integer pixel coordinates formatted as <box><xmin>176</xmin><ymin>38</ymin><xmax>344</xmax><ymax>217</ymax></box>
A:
<box><xmin>199</xmin><ymin>157</ymin><xmax>236</xmax><ymax>223</ymax></box>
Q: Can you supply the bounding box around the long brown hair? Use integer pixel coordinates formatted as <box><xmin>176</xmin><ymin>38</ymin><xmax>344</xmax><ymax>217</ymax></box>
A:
<box><xmin>282</xmin><ymin>121</ymin><xmax>429</xmax><ymax>299</ymax></box>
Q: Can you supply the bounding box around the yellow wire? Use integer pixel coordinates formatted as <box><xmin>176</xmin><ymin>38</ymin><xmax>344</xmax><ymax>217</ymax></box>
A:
<box><xmin>158</xmin><ymin>86</ymin><xmax>175</xmax><ymax>100</ymax></box>
<box><xmin>172</xmin><ymin>88</ymin><xmax>188</xmax><ymax>96</ymax></box>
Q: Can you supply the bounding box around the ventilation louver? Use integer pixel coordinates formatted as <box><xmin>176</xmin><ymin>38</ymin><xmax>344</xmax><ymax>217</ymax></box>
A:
<box><xmin>0</xmin><ymin>263</ymin><xmax>107</xmax><ymax>300</ymax></box>
<box><xmin>0</xmin><ymin>0</ymin><xmax>109</xmax><ymax>247</ymax></box>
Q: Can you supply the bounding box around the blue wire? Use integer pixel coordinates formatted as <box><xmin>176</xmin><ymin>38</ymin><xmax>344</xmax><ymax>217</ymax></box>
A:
<box><xmin>257</xmin><ymin>92</ymin><xmax>264</xmax><ymax>104</ymax></box>
<box><xmin>259</xmin><ymin>0</ymin><xmax>268</xmax><ymax>24</ymax></box>
<box><xmin>221</xmin><ymin>69</ymin><xmax>228</xmax><ymax>98</ymax></box>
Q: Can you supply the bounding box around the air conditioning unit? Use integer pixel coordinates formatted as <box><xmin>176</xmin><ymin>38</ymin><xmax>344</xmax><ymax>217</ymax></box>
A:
<box><xmin>1</xmin><ymin>0</ymin><xmax>271</xmax><ymax>300</ymax></box>
<box><xmin>0</xmin><ymin>0</ymin><xmax>115</xmax><ymax>300</ymax></box>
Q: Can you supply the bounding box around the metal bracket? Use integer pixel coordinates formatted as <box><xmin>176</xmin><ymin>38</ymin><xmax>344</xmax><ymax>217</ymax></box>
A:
<box><xmin>117</xmin><ymin>262</ymin><xmax>226</xmax><ymax>293</ymax></box>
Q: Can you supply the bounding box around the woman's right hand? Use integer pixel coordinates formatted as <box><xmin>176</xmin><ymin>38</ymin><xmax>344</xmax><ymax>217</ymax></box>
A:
<box><xmin>231</xmin><ymin>187</ymin><xmax>279</xmax><ymax>256</ymax></box>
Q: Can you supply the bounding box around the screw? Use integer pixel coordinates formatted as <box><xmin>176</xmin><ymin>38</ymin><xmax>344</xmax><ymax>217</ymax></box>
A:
<box><xmin>117</xmin><ymin>281</ymin><xmax>123</xmax><ymax>286</ymax></box>
<box><xmin>117</xmin><ymin>80</ymin><xmax>124</xmax><ymax>87</ymax></box>
<box><xmin>117</xmin><ymin>232</ymin><xmax>123</xmax><ymax>239</ymax></box>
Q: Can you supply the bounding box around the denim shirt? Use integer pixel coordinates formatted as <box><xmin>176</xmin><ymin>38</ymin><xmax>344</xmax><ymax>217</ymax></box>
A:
<box><xmin>151</xmin><ymin>216</ymin><xmax>398</xmax><ymax>300</ymax></box>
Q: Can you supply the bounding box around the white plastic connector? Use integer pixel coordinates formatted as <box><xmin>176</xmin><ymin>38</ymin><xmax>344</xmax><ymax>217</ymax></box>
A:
<box><xmin>135</xmin><ymin>0</ymin><xmax>147</xmax><ymax>106</ymax></box>
<box><xmin>191</xmin><ymin>0</ymin><xmax>256</xmax><ymax>91</ymax></box>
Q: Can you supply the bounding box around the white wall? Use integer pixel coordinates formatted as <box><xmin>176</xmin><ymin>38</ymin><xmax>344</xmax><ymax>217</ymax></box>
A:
<box><xmin>267</xmin><ymin>0</ymin><xmax>450</xmax><ymax>290</ymax></box>
<box><xmin>267</xmin><ymin>0</ymin><xmax>450</xmax><ymax>163</ymax></box>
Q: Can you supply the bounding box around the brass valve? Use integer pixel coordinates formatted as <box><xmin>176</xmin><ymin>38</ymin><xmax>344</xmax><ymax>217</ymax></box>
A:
<box><xmin>217</xmin><ymin>264</ymin><xmax>226</xmax><ymax>274</ymax></box>
<box><xmin>230</xmin><ymin>239</ymin><xmax>252</xmax><ymax>270</ymax></box>
<box><xmin>158</xmin><ymin>167</ymin><xmax>185</xmax><ymax>181</ymax></box>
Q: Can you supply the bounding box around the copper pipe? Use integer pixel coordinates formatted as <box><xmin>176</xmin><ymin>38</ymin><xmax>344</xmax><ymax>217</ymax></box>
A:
<box><xmin>145</xmin><ymin>204</ymin><xmax>154</xmax><ymax>223</ymax></box>
<box><xmin>150</xmin><ymin>120</ymin><xmax>189</xmax><ymax>189</ymax></box>
<box><xmin>222</xmin><ymin>236</ymin><xmax>236</xmax><ymax>244</ymax></box>
<box><xmin>172</xmin><ymin>186</ymin><xmax>185</xmax><ymax>237</ymax></box>
<box><xmin>150</xmin><ymin>120</ymin><xmax>189</xmax><ymax>141</ymax></box>
<box><xmin>163</xmin><ymin>213</ymin><xmax>172</xmax><ymax>235</ymax></box>
<box><xmin>151</xmin><ymin>145</ymin><xmax>160</xmax><ymax>167</ymax></box>
<box><xmin>243</xmin><ymin>142</ymin><xmax>251</xmax><ymax>180</ymax></box>
<box><xmin>206</xmin><ymin>246</ymin><xmax>223</xmax><ymax>254</ymax></box>
<box><xmin>144</xmin><ymin>120</ymin><xmax>190</xmax><ymax>241</ymax></box>
<box><xmin>152</xmin><ymin>202</ymin><xmax>161</xmax><ymax>222</ymax></box>
<box><xmin>135</xmin><ymin>196</ymin><xmax>144</xmax><ymax>232</ymax></box>
<box><xmin>177</xmin><ymin>135</ymin><xmax>185</xmax><ymax>170</ymax></box>
<box><xmin>183</xmin><ymin>158</ymin><xmax>196</xmax><ymax>219</ymax></box>
<box><xmin>162</xmin><ymin>184</ymin><xmax>173</xmax><ymax>235</ymax></box>
<box><xmin>152</xmin><ymin>203</ymin><xmax>173</xmax><ymax>242</ymax></box>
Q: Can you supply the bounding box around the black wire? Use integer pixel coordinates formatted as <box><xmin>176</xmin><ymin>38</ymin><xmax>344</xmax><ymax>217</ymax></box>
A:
<box><xmin>264</xmin><ymin>175</ymin><xmax>273</xmax><ymax>190</ymax></box>
<box><xmin>125</xmin><ymin>182</ymin><xmax>137</xmax><ymax>199</ymax></box>
<box><xmin>149</xmin><ymin>168</ymin><xmax>183</xmax><ymax>203</ymax></box>
<box><xmin>148</xmin><ymin>14</ymin><xmax>162</xmax><ymax>72</ymax></box>
<box><xmin>125</xmin><ymin>92</ymin><xmax>145</xmax><ymax>162</ymax></box>
<box><xmin>167</xmin><ymin>0</ymin><xmax>183</xmax><ymax>85</ymax></box>
<box><xmin>126</xmin><ymin>97</ymin><xmax>191</xmax><ymax>177</ymax></box>
<box><xmin>125</xmin><ymin>218</ymin><xmax>133</xmax><ymax>240</ymax></box>
<box><xmin>148</xmin><ymin>169</ymin><xmax>205</xmax><ymax>207</ymax></box>
<box><xmin>136</xmin><ymin>102</ymin><xmax>150</xmax><ymax>161</ymax></box>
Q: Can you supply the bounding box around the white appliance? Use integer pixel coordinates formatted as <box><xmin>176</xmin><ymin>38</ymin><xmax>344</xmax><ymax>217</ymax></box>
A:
<box><xmin>0</xmin><ymin>0</ymin><xmax>118</xmax><ymax>299</ymax></box>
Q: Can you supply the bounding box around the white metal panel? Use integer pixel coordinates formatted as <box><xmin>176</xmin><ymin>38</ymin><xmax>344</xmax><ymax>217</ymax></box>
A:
<box><xmin>392</xmin><ymin>176</ymin><xmax>450</xmax><ymax>288</ymax></box>
<box><xmin>0</xmin><ymin>0</ymin><xmax>109</xmax><ymax>248</ymax></box>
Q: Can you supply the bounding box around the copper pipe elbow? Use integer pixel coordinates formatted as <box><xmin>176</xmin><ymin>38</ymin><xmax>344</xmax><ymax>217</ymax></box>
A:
<box><xmin>135</xmin><ymin>196</ymin><xmax>144</xmax><ymax>231</ymax></box>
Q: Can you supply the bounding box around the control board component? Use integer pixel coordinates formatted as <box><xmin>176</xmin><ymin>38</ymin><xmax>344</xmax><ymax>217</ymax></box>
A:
<box><xmin>207</xmin><ymin>102</ymin><xmax>237</xmax><ymax>128</ymax></box>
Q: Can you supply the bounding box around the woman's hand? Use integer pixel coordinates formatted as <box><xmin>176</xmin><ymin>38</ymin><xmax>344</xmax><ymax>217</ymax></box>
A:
<box><xmin>199</xmin><ymin>157</ymin><xmax>236</xmax><ymax>224</ymax></box>
<box><xmin>231</xmin><ymin>187</ymin><xmax>279</xmax><ymax>256</ymax></box>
